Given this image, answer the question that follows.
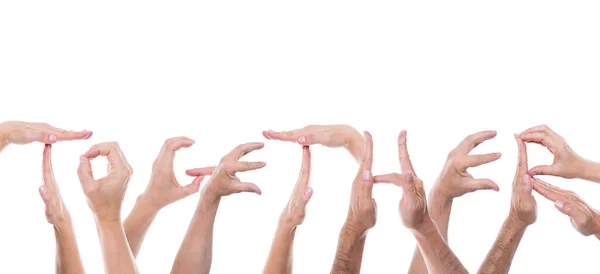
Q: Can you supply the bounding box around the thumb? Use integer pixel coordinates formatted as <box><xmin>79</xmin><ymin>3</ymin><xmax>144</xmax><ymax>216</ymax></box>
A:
<box><xmin>554</xmin><ymin>200</ymin><xmax>573</xmax><ymax>216</ymax></box>
<box><xmin>24</xmin><ymin>129</ymin><xmax>57</xmax><ymax>144</ymax></box>
<box><xmin>182</xmin><ymin>176</ymin><xmax>204</xmax><ymax>195</ymax></box>
<box><xmin>77</xmin><ymin>155</ymin><xmax>95</xmax><ymax>188</ymax></box>
<box><xmin>529</xmin><ymin>165</ymin><xmax>558</xmax><ymax>176</ymax></box>
<box><xmin>302</xmin><ymin>187</ymin><xmax>313</xmax><ymax>204</ymax></box>
<box><xmin>234</xmin><ymin>182</ymin><xmax>262</xmax><ymax>195</ymax></box>
<box><xmin>520</xmin><ymin>174</ymin><xmax>534</xmax><ymax>196</ymax></box>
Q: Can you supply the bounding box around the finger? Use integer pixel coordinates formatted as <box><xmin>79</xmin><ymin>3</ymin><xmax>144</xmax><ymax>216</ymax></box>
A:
<box><xmin>296</xmin><ymin>146</ymin><xmax>311</xmax><ymax>188</ymax></box>
<box><xmin>262</xmin><ymin>130</ymin><xmax>298</xmax><ymax>142</ymax></box>
<box><xmin>230</xmin><ymin>161</ymin><xmax>267</xmax><ymax>172</ymax></box>
<box><xmin>182</xmin><ymin>176</ymin><xmax>205</xmax><ymax>195</ymax></box>
<box><xmin>460</xmin><ymin>153</ymin><xmax>502</xmax><ymax>168</ymax></box>
<box><xmin>455</xmin><ymin>130</ymin><xmax>497</xmax><ymax>154</ymax></box>
<box><xmin>528</xmin><ymin>165</ymin><xmax>559</xmax><ymax>177</ymax></box>
<box><xmin>360</xmin><ymin>131</ymin><xmax>374</xmax><ymax>198</ymax></box>
<box><xmin>224</xmin><ymin>142</ymin><xmax>265</xmax><ymax>161</ymax></box>
<box><xmin>157</xmin><ymin>137</ymin><xmax>195</xmax><ymax>166</ymax></box>
<box><xmin>185</xmin><ymin>166</ymin><xmax>217</xmax><ymax>176</ymax></box>
<box><xmin>401</xmin><ymin>172</ymin><xmax>417</xmax><ymax>198</ymax></box>
<box><xmin>84</xmin><ymin>142</ymin><xmax>129</xmax><ymax>167</ymax></box>
<box><xmin>520</xmin><ymin>124</ymin><xmax>558</xmax><ymax>136</ymax></box>
<box><xmin>297</xmin><ymin>134</ymin><xmax>320</xmax><ymax>146</ymax></box>
<box><xmin>186</xmin><ymin>166</ymin><xmax>217</xmax><ymax>176</ymax></box>
<box><xmin>46</xmin><ymin>126</ymin><xmax>93</xmax><ymax>141</ymax></box>
<box><xmin>554</xmin><ymin>200</ymin><xmax>574</xmax><ymax>217</ymax></box>
<box><xmin>398</xmin><ymin>130</ymin><xmax>415</xmax><ymax>175</ymax></box>
<box><xmin>234</xmin><ymin>182</ymin><xmax>262</xmax><ymax>195</ymax></box>
<box><xmin>42</xmin><ymin>144</ymin><xmax>57</xmax><ymax>191</ymax></box>
<box><xmin>302</xmin><ymin>187</ymin><xmax>313</xmax><ymax>203</ymax></box>
<box><xmin>38</xmin><ymin>185</ymin><xmax>51</xmax><ymax>203</ymax></box>
<box><xmin>373</xmin><ymin>173</ymin><xmax>403</xmax><ymax>186</ymax></box>
<box><xmin>520</xmin><ymin>174</ymin><xmax>534</xmax><ymax>196</ymax></box>
<box><xmin>465</xmin><ymin>178</ymin><xmax>500</xmax><ymax>192</ymax></box>
<box><xmin>77</xmin><ymin>155</ymin><xmax>95</xmax><ymax>186</ymax></box>
<box><xmin>514</xmin><ymin>135</ymin><xmax>528</xmax><ymax>176</ymax></box>
<box><xmin>519</xmin><ymin>132</ymin><xmax>559</xmax><ymax>150</ymax></box>
<box><xmin>531</xmin><ymin>177</ymin><xmax>564</xmax><ymax>202</ymax></box>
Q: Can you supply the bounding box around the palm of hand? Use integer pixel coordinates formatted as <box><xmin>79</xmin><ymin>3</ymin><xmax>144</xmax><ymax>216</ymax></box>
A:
<box><xmin>146</xmin><ymin>170</ymin><xmax>188</xmax><ymax>208</ymax></box>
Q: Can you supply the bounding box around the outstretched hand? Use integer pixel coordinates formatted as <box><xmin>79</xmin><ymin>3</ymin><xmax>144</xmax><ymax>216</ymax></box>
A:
<box><xmin>345</xmin><ymin>131</ymin><xmax>377</xmax><ymax>234</ymax></box>
<box><xmin>39</xmin><ymin>144</ymin><xmax>70</xmax><ymax>226</ymax></box>
<box><xmin>1</xmin><ymin>121</ymin><xmax>91</xmax><ymax>145</ymax></box>
<box><xmin>281</xmin><ymin>146</ymin><xmax>313</xmax><ymax>227</ymax></box>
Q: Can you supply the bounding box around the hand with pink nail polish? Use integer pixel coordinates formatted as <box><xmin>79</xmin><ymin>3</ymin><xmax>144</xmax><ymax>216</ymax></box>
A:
<box><xmin>264</xmin><ymin>146</ymin><xmax>312</xmax><ymax>274</ymax></box>
<box><xmin>0</xmin><ymin>121</ymin><xmax>92</xmax><ymax>152</ymax></box>
<box><xmin>331</xmin><ymin>132</ymin><xmax>376</xmax><ymax>274</ymax></box>
<box><xmin>124</xmin><ymin>137</ymin><xmax>216</xmax><ymax>257</ymax></box>
<box><xmin>518</xmin><ymin>124</ymin><xmax>588</xmax><ymax>179</ymax></box>
<box><xmin>532</xmin><ymin>178</ymin><xmax>600</xmax><ymax>238</ymax></box>
<box><xmin>39</xmin><ymin>144</ymin><xmax>86</xmax><ymax>274</ymax></box>
<box><xmin>263</xmin><ymin>125</ymin><xmax>365</xmax><ymax>162</ymax></box>
<box><xmin>77</xmin><ymin>142</ymin><xmax>138</xmax><ymax>274</ymax></box>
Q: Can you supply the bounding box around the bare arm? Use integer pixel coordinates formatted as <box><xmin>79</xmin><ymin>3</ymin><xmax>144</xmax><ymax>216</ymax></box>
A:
<box><xmin>331</xmin><ymin>224</ymin><xmax>366</xmax><ymax>274</ymax></box>
<box><xmin>477</xmin><ymin>216</ymin><xmax>527</xmax><ymax>274</ymax></box>
<box><xmin>264</xmin><ymin>220</ymin><xmax>297</xmax><ymax>274</ymax></box>
<box><xmin>96</xmin><ymin>220</ymin><xmax>138</xmax><ymax>274</ymax></box>
<box><xmin>171</xmin><ymin>193</ymin><xmax>220</xmax><ymax>274</ymax></box>
<box><xmin>123</xmin><ymin>197</ymin><xmax>159</xmax><ymax>257</ymax></box>
<box><xmin>413</xmin><ymin>218</ymin><xmax>468</xmax><ymax>274</ymax></box>
<box><xmin>171</xmin><ymin>142</ymin><xmax>266</xmax><ymax>274</ymax></box>
<box><xmin>53</xmin><ymin>220</ymin><xmax>85</xmax><ymax>274</ymax></box>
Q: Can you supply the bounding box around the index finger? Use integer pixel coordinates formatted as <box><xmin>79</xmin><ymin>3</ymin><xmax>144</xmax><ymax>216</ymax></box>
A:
<box><xmin>532</xmin><ymin>177</ymin><xmax>567</xmax><ymax>202</ymax></box>
<box><xmin>455</xmin><ymin>130</ymin><xmax>497</xmax><ymax>154</ymax></box>
<box><xmin>42</xmin><ymin>144</ymin><xmax>57</xmax><ymax>190</ymax></box>
<box><xmin>156</xmin><ymin>137</ymin><xmax>195</xmax><ymax>166</ymax></box>
<box><xmin>296</xmin><ymin>146</ymin><xmax>311</xmax><ymax>189</ymax></box>
<box><xmin>263</xmin><ymin>129</ymin><xmax>303</xmax><ymax>142</ymax></box>
<box><xmin>398</xmin><ymin>130</ymin><xmax>415</xmax><ymax>175</ymax></box>
<box><xmin>84</xmin><ymin>142</ymin><xmax>130</xmax><ymax>168</ymax></box>
<box><xmin>223</xmin><ymin>142</ymin><xmax>264</xmax><ymax>161</ymax></box>
<box><xmin>43</xmin><ymin>124</ymin><xmax>93</xmax><ymax>141</ymax></box>
<box><xmin>515</xmin><ymin>135</ymin><xmax>528</xmax><ymax>176</ymax></box>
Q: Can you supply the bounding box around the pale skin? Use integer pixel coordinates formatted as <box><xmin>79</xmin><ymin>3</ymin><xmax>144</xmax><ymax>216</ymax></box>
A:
<box><xmin>263</xmin><ymin>125</ymin><xmax>365</xmax><ymax>162</ymax></box>
<box><xmin>408</xmin><ymin>131</ymin><xmax>501</xmax><ymax>273</ymax></box>
<box><xmin>77</xmin><ymin>142</ymin><xmax>138</xmax><ymax>274</ymax></box>
<box><xmin>171</xmin><ymin>142</ymin><xmax>266</xmax><ymax>274</ymax></box>
<box><xmin>477</xmin><ymin>135</ymin><xmax>537</xmax><ymax>274</ymax></box>
<box><xmin>0</xmin><ymin>121</ymin><xmax>92</xmax><ymax>153</ymax></box>
<box><xmin>263</xmin><ymin>146</ymin><xmax>312</xmax><ymax>274</ymax></box>
<box><xmin>331</xmin><ymin>131</ymin><xmax>377</xmax><ymax>274</ymax></box>
<box><xmin>123</xmin><ymin>137</ymin><xmax>212</xmax><ymax>257</ymax></box>
<box><xmin>39</xmin><ymin>144</ymin><xmax>85</xmax><ymax>274</ymax></box>
<box><xmin>375</xmin><ymin>131</ymin><xmax>468</xmax><ymax>274</ymax></box>
<box><xmin>519</xmin><ymin>124</ymin><xmax>600</xmax><ymax>183</ymax></box>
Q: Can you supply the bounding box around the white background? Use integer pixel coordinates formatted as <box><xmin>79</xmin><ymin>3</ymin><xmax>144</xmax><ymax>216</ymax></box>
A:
<box><xmin>1</xmin><ymin>1</ymin><xmax>599</xmax><ymax>273</ymax></box>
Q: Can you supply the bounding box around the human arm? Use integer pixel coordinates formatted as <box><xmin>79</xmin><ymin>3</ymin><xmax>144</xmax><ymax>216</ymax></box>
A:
<box><xmin>0</xmin><ymin>121</ymin><xmax>91</xmax><ymax>153</ymax></box>
<box><xmin>77</xmin><ymin>142</ymin><xmax>138</xmax><ymax>274</ymax></box>
<box><xmin>331</xmin><ymin>132</ymin><xmax>376</xmax><ymax>274</ymax></box>
<box><xmin>477</xmin><ymin>135</ymin><xmax>537</xmax><ymax>274</ymax></box>
<box><xmin>409</xmin><ymin>131</ymin><xmax>501</xmax><ymax>273</ymax></box>
<box><xmin>124</xmin><ymin>137</ymin><xmax>208</xmax><ymax>257</ymax></box>
<box><xmin>171</xmin><ymin>142</ymin><xmax>266</xmax><ymax>274</ymax></box>
<box><xmin>263</xmin><ymin>125</ymin><xmax>365</xmax><ymax>162</ymax></box>
<box><xmin>264</xmin><ymin>146</ymin><xmax>312</xmax><ymax>274</ymax></box>
<box><xmin>39</xmin><ymin>144</ymin><xmax>85</xmax><ymax>274</ymax></box>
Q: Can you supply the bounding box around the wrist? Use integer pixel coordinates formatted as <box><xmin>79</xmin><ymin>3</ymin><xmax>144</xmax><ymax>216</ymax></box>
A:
<box><xmin>135</xmin><ymin>193</ymin><xmax>162</xmax><ymax>215</ymax></box>
<box><xmin>199</xmin><ymin>190</ymin><xmax>221</xmax><ymax>211</ymax></box>
<box><xmin>428</xmin><ymin>186</ymin><xmax>453</xmax><ymax>210</ymax></box>
<box><xmin>581</xmin><ymin>159</ymin><xmax>600</xmax><ymax>182</ymax></box>
<box><xmin>341</xmin><ymin>221</ymin><xmax>365</xmax><ymax>240</ymax></box>
<box><xmin>52</xmin><ymin>214</ymin><xmax>74</xmax><ymax>232</ymax></box>
<box><xmin>506</xmin><ymin>213</ymin><xmax>529</xmax><ymax>231</ymax></box>
<box><xmin>411</xmin><ymin>215</ymin><xmax>437</xmax><ymax>237</ymax></box>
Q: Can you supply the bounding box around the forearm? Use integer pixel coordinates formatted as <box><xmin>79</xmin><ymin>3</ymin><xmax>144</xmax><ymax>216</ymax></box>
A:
<box><xmin>477</xmin><ymin>215</ymin><xmax>527</xmax><ymax>274</ymax></box>
<box><xmin>123</xmin><ymin>195</ymin><xmax>159</xmax><ymax>257</ymax></box>
<box><xmin>264</xmin><ymin>219</ymin><xmax>297</xmax><ymax>274</ymax></box>
<box><xmin>331</xmin><ymin>223</ymin><xmax>366</xmax><ymax>274</ymax></box>
<box><xmin>171</xmin><ymin>192</ymin><xmax>220</xmax><ymax>274</ymax></box>
<box><xmin>97</xmin><ymin>220</ymin><xmax>138</xmax><ymax>274</ymax></box>
<box><xmin>580</xmin><ymin>159</ymin><xmax>600</xmax><ymax>184</ymax></box>
<box><xmin>413</xmin><ymin>218</ymin><xmax>468</xmax><ymax>274</ymax></box>
<box><xmin>54</xmin><ymin>219</ymin><xmax>85</xmax><ymax>274</ymax></box>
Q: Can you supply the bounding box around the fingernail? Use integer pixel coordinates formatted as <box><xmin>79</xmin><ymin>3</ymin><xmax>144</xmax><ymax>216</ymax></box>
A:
<box><xmin>48</xmin><ymin>134</ymin><xmax>57</xmax><ymax>142</ymax></box>
<box><xmin>79</xmin><ymin>155</ymin><xmax>86</xmax><ymax>163</ymax></box>
<box><xmin>529</xmin><ymin>171</ymin><xmax>536</xmax><ymax>176</ymax></box>
<box><xmin>406</xmin><ymin>172</ymin><xmax>414</xmax><ymax>183</ymax></box>
<box><xmin>555</xmin><ymin>200</ymin><xmax>564</xmax><ymax>209</ymax></box>
<box><xmin>363</xmin><ymin>170</ymin><xmax>371</xmax><ymax>180</ymax></box>
<box><xmin>522</xmin><ymin>175</ymin><xmax>530</xmax><ymax>185</ymax></box>
<box><xmin>40</xmin><ymin>186</ymin><xmax>47</xmax><ymax>194</ymax></box>
<box><xmin>298</xmin><ymin>136</ymin><xmax>306</xmax><ymax>144</ymax></box>
<box><xmin>304</xmin><ymin>187</ymin><xmax>313</xmax><ymax>197</ymax></box>
<box><xmin>495</xmin><ymin>152</ymin><xmax>502</xmax><ymax>158</ymax></box>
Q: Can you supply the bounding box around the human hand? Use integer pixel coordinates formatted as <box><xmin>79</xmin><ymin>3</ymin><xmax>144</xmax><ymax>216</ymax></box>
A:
<box><xmin>374</xmin><ymin>131</ymin><xmax>430</xmax><ymax>231</ymax></box>
<box><xmin>519</xmin><ymin>125</ymin><xmax>584</xmax><ymax>178</ymax></box>
<box><xmin>0</xmin><ymin>121</ymin><xmax>91</xmax><ymax>145</ymax></box>
<box><xmin>39</xmin><ymin>144</ymin><xmax>71</xmax><ymax>227</ymax></box>
<box><xmin>186</xmin><ymin>142</ymin><xmax>266</xmax><ymax>201</ymax></box>
<box><xmin>139</xmin><ymin>137</ymin><xmax>215</xmax><ymax>211</ymax></box>
<box><xmin>263</xmin><ymin>125</ymin><xmax>364</xmax><ymax>162</ymax></box>
<box><xmin>532</xmin><ymin>178</ymin><xmax>600</xmax><ymax>237</ymax></box>
<box><xmin>509</xmin><ymin>135</ymin><xmax>537</xmax><ymax>226</ymax></box>
<box><xmin>432</xmin><ymin>131</ymin><xmax>501</xmax><ymax>201</ymax></box>
<box><xmin>280</xmin><ymin>146</ymin><xmax>313</xmax><ymax>227</ymax></box>
<box><xmin>344</xmin><ymin>131</ymin><xmax>377</xmax><ymax>234</ymax></box>
<box><xmin>78</xmin><ymin>142</ymin><xmax>133</xmax><ymax>222</ymax></box>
